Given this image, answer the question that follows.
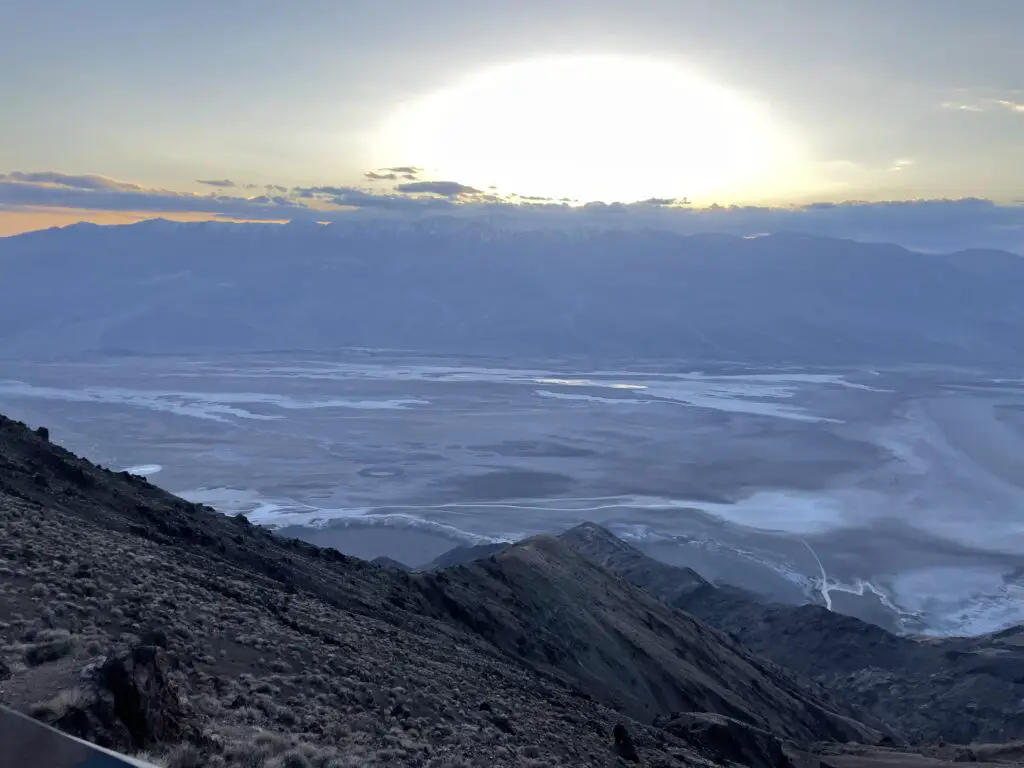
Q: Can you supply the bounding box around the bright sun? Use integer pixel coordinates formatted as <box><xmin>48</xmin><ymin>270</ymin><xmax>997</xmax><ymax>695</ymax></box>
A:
<box><xmin>381</xmin><ymin>55</ymin><xmax>808</xmax><ymax>204</ymax></box>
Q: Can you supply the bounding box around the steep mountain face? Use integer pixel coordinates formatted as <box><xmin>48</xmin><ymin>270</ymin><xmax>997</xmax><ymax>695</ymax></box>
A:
<box><xmin>2</xmin><ymin>220</ymin><xmax>1024</xmax><ymax>364</ymax></box>
<box><xmin>688</xmin><ymin>603</ymin><xmax>1024</xmax><ymax>746</ymax></box>
<box><xmin>0</xmin><ymin>412</ymin><xmax>880</xmax><ymax>766</ymax></box>
<box><xmin>0</xmin><ymin>414</ymin><xmax>684</xmax><ymax>766</ymax></box>
<box><xmin>415</xmin><ymin>535</ymin><xmax>878</xmax><ymax>744</ymax></box>
<box><xmin>558</xmin><ymin>523</ymin><xmax>1024</xmax><ymax>745</ymax></box>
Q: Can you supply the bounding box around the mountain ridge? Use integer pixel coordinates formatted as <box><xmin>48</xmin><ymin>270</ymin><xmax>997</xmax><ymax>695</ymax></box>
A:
<box><xmin>551</xmin><ymin>521</ymin><xmax>1024</xmax><ymax>746</ymax></box>
<box><xmin>0</xmin><ymin>411</ymin><xmax>874</xmax><ymax>766</ymax></box>
<box><xmin>3</xmin><ymin>411</ymin><xmax>1024</xmax><ymax>765</ymax></box>
<box><xmin>3</xmin><ymin>220</ymin><xmax>1024</xmax><ymax>365</ymax></box>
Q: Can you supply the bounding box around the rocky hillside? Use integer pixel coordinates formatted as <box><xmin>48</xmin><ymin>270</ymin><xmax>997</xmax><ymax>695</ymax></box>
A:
<box><xmin>1</xmin><ymin>412</ymin><xmax>1022</xmax><ymax>767</ymax></box>
<box><xmin>416</xmin><ymin>535</ymin><xmax>875</xmax><ymax>744</ymax></box>
<box><xmin>558</xmin><ymin>523</ymin><xmax>1024</xmax><ymax>745</ymax></box>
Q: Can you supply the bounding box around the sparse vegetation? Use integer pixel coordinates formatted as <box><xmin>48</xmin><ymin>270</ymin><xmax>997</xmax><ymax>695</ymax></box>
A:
<box><xmin>29</xmin><ymin>686</ymin><xmax>94</xmax><ymax>720</ymax></box>
<box><xmin>0</xmin><ymin>414</ymin><xmax>693</xmax><ymax>766</ymax></box>
<box><xmin>2</xmin><ymin>411</ymin><xmax>1022</xmax><ymax>767</ymax></box>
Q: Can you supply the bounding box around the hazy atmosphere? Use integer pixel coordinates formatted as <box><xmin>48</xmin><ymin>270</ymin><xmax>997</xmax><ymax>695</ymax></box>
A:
<box><xmin>2</xmin><ymin>220</ymin><xmax>1023</xmax><ymax>640</ymax></box>
<box><xmin>2</xmin><ymin>1</ymin><xmax>1024</xmax><ymax>640</ymax></box>
<box><xmin>2</xmin><ymin>1</ymin><xmax>1024</xmax><ymax>245</ymax></box>
<box><xmin>4</xmin><ymin>3</ymin><xmax>1024</xmax><ymax>767</ymax></box>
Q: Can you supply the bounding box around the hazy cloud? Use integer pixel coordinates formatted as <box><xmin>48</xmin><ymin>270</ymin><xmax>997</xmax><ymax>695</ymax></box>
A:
<box><xmin>638</xmin><ymin>197</ymin><xmax>690</xmax><ymax>206</ymax></box>
<box><xmin>245</xmin><ymin>195</ymin><xmax>303</xmax><ymax>207</ymax></box>
<box><xmin>994</xmin><ymin>99</ymin><xmax>1024</xmax><ymax>114</ymax></box>
<box><xmin>941</xmin><ymin>91</ymin><xmax>1024</xmax><ymax>115</ymax></box>
<box><xmin>941</xmin><ymin>101</ymin><xmax>986</xmax><ymax>112</ymax></box>
<box><xmin>330</xmin><ymin>189</ymin><xmax>453</xmax><ymax>211</ymax></box>
<box><xmin>292</xmin><ymin>185</ymin><xmax>348</xmax><ymax>197</ymax></box>
<box><xmin>196</xmin><ymin>178</ymin><xmax>236</xmax><ymax>188</ymax></box>
<box><xmin>4</xmin><ymin>171</ymin><xmax>142</xmax><ymax>192</ymax></box>
<box><xmin>8</xmin><ymin>170</ymin><xmax>557</xmax><ymax>219</ymax></box>
<box><xmin>395</xmin><ymin>180</ymin><xmax>481</xmax><ymax>196</ymax></box>
<box><xmin>3</xmin><ymin>170</ymin><xmax>1023</xmax><ymax>253</ymax></box>
<box><xmin>0</xmin><ymin>173</ymin><xmax>297</xmax><ymax>220</ymax></box>
<box><xmin>363</xmin><ymin>166</ymin><xmax>423</xmax><ymax>182</ymax></box>
<box><xmin>291</xmin><ymin>184</ymin><xmax>454</xmax><ymax>211</ymax></box>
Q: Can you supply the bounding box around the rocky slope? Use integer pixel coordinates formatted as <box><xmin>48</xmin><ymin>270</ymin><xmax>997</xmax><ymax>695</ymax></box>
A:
<box><xmin>416</xmin><ymin>535</ymin><xmax>876</xmax><ymax>744</ymax></box>
<box><xmin>558</xmin><ymin>523</ymin><xmax>1024</xmax><ymax>745</ymax></box>
<box><xmin>1</xmin><ymin>412</ymin><xmax>1022</xmax><ymax>766</ymax></box>
<box><xmin>0</xmin><ymin>414</ymin><xmax>703</xmax><ymax>766</ymax></box>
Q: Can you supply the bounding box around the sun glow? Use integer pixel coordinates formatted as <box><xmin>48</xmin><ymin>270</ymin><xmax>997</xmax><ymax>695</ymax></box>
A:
<box><xmin>381</xmin><ymin>55</ymin><xmax>808</xmax><ymax>204</ymax></box>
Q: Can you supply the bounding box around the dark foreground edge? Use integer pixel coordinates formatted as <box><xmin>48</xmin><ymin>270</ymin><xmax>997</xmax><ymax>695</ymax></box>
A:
<box><xmin>0</xmin><ymin>704</ymin><xmax>157</xmax><ymax>768</ymax></box>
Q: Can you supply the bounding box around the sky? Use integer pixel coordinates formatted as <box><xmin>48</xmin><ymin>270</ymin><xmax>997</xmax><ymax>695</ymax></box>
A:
<box><xmin>1</xmin><ymin>0</ymin><xmax>1023</xmax><ymax>238</ymax></box>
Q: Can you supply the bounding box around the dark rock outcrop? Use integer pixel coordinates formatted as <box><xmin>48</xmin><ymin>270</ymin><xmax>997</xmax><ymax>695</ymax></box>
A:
<box><xmin>613</xmin><ymin>723</ymin><xmax>640</xmax><ymax>762</ymax></box>
<box><xmin>35</xmin><ymin>645</ymin><xmax>197</xmax><ymax>752</ymax></box>
<box><xmin>660</xmin><ymin>712</ymin><xmax>792</xmax><ymax>768</ymax></box>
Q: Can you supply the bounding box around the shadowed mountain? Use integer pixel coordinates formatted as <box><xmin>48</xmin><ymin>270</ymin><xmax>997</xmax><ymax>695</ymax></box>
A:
<box><xmin>0</xmin><ymin>411</ymin><xmax>880</xmax><ymax>765</ymax></box>
<box><xmin>416</xmin><ymin>534</ymin><xmax>879</xmax><ymax>744</ymax></box>
<box><xmin>6</xmin><ymin>412</ymin><xmax>1024</xmax><ymax>766</ymax></box>
<box><xmin>2</xmin><ymin>220</ymin><xmax>1024</xmax><ymax>364</ymax></box>
<box><xmin>557</xmin><ymin>522</ymin><xmax>1024</xmax><ymax>745</ymax></box>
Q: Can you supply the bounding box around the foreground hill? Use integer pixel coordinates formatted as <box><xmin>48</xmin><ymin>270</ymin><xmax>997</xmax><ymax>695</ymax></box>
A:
<box><xmin>0</xmin><ymin>412</ymin><xmax>863</xmax><ymax>766</ymax></box>
<box><xmin>558</xmin><ymin>523</ymin><xmax>1024</xmax><ymax>746</ymax></box>
<box><xmin>2</xmin><ymin>219</ymin><xmax>1024</xmax><ymax>364</ymax></box>
<box><xmin>415</xmin><ymin>536</ymin><xmax>874</xmax><ymax>744</ymax></box>
<box><xmin>2</xmin><ymin>412</ymin><xmax>1022</xmax><ymax>766</ymax></box>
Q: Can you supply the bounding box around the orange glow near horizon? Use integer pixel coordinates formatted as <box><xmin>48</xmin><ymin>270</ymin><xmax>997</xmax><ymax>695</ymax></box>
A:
<box><xmin>0</xmin><ymin>208</ymin><xmax>287</xmax><ymax>237</ymax></box>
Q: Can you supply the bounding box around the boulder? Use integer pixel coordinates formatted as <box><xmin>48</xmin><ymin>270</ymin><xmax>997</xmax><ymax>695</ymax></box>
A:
<box><xmin>662</xmin><ymin>711</ymin><xmax>792</xmax><ymax>768</ymax></box>
<box><xmin>36</xmin><ymin>644</ymin><xmax>198</xmax><ymax>752</ymax></box>
<box><xmin>614</xmin><ymin>722</ymin><xmax>640</xmax><ymax>762</ymax></box>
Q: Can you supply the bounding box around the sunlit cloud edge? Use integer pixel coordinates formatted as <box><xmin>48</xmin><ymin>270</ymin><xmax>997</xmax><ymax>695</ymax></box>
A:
<box><xmin>2</xmin><ymin>170</ymin><xmax>1024</xmax><ymax>253</ymax></box>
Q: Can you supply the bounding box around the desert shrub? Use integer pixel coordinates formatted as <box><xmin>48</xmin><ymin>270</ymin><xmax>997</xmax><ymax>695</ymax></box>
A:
<box><xmin>165</xmin><ymin>744</ymin><xmax>206</xmax><ymax>768</ymax></box>
<box><xmin>30</xmin><ymin>686</ymin><xmax>93</xmax><ymax>719</ymax></box>
<box><xmin>24</xmin><ymin>632</ymin><xmax>77</xmax><ymax>665</ymax></box>
<box><xmin>271</xmin><ymin>750</ymin><xmax>311</xmax><ymax>768</ymax></box>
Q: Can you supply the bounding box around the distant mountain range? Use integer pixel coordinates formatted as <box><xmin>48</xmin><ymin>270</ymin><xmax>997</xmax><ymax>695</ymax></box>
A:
<box><xmin>2</xmin><ymin>218</ymin><xmax>1023</xmax><ymax>364</ymax></box>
